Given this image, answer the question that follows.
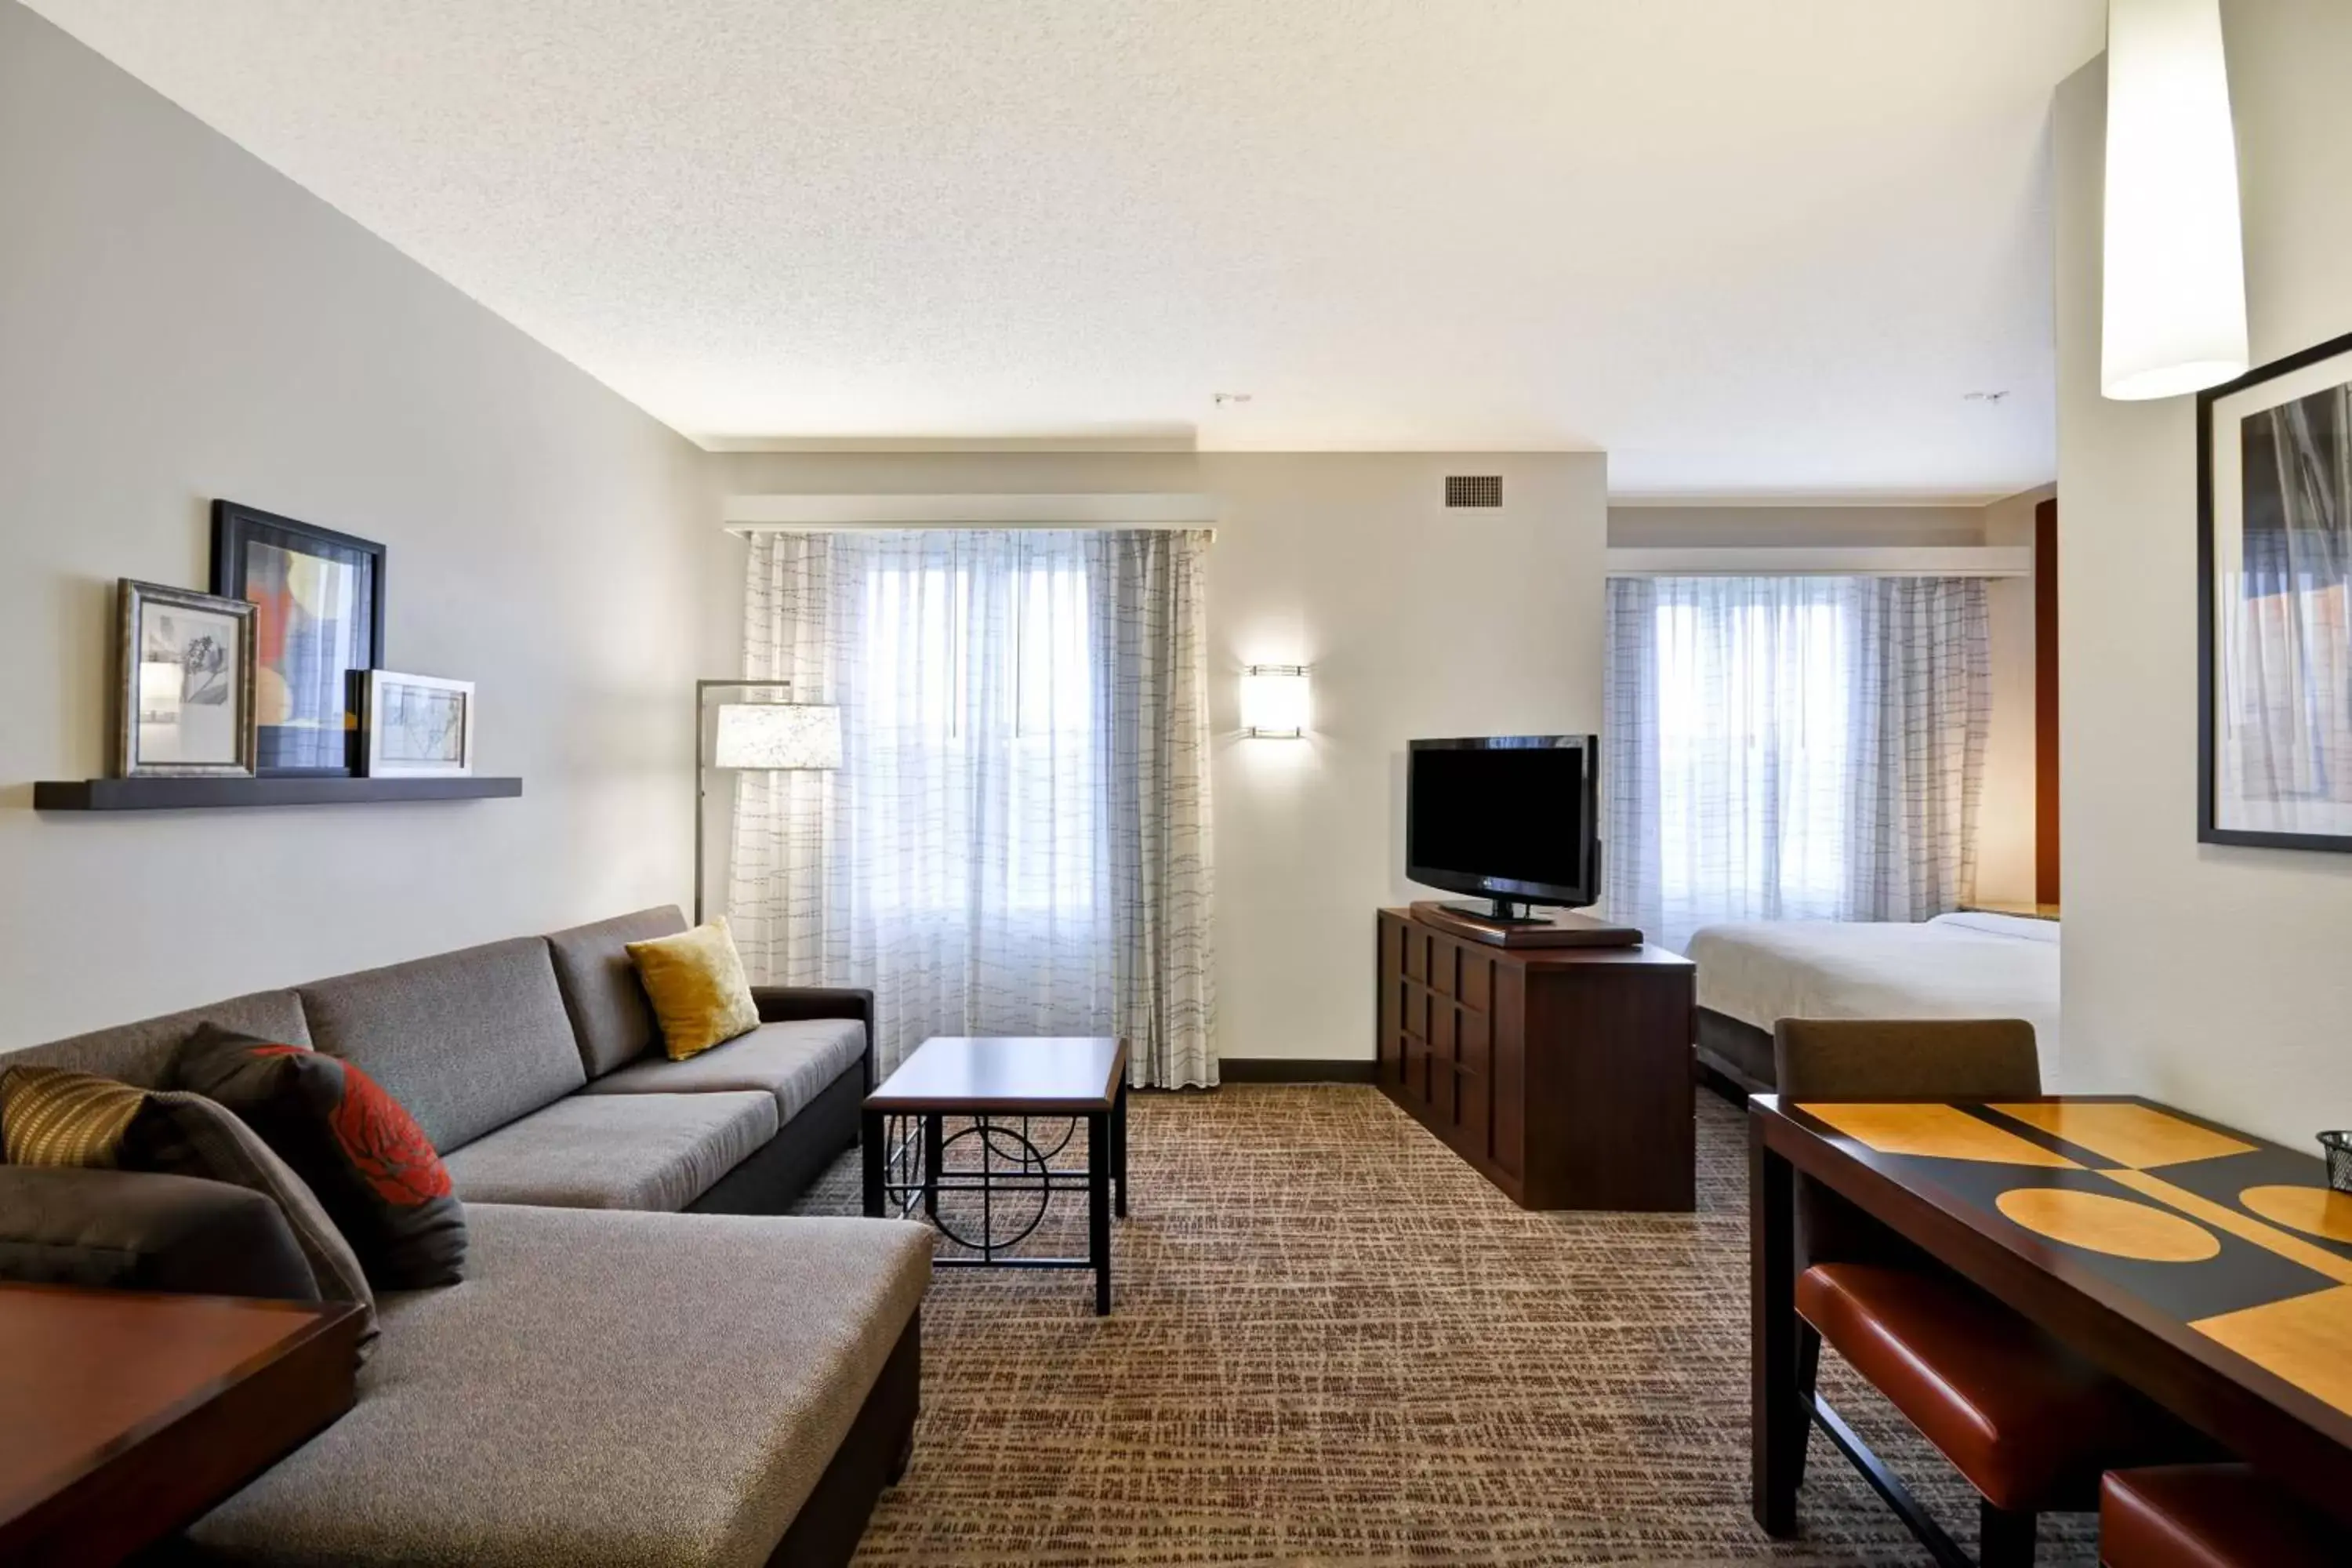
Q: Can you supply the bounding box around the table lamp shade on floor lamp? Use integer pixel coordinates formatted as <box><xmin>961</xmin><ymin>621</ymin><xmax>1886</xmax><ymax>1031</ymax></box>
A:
<box><xmin>695</xmin><ymin>690</ymin><xmax>841</xmax><ymax>922</ymax></box>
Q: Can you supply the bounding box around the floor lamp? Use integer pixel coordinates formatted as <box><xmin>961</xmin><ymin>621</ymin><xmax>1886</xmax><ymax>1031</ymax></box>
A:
<box><xmin>694</xmin><ymin>678</ymin><xmax>843</xmax><ymax>924</ymax></box>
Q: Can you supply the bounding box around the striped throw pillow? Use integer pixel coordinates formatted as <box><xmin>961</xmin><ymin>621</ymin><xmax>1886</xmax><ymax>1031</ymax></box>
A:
<box><xmin>0</xmin><ymin>1065</ymin><xmax>147</xmax><ymax>1167</ymax></box>
<box><xmin>0</xmin><ymin>1065</ymin><xmax>377</xmax><ymax>1345</ymax></box>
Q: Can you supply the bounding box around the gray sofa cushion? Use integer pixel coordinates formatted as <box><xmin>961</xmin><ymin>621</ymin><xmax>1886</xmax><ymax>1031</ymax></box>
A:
<box><xmin>187</xmin><ymin>1203</ymin><xmax>933</xmax><ymax>1568</ymax></box>
<box><xmin>579</xmin><ymin>1018</ymin><xmax>866</xmax><ymax>1123</ymax></box>
<box><xmin>0</xmin><ymin>1165</ymin><xmax>318</xmax><ymax>1301</ymax></box>
<box><xmin>299</xmin><ymin>938</ymin><xmax>586</xmax><ymax>1153</ymax></box>
<box><xmin>439</xmin><ymin>1093</ymin><xmax>778</xmax><ymax>1212</ymax></box>
<box><xmin>0</xmin><ymin>989</ymin><xmax>310</xmax><ymax>1089</ymax></box>
<box><xmin>546</xmin><ymin>906</ymin><xmax>688</xmax><ymax>1077</ymax></box>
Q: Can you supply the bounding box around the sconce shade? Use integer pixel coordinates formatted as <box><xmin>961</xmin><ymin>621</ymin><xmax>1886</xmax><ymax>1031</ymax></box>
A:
<box><xmin>1241</xmin><ymin>666</ymin><xmax>1309</xmax><ymax>738</ymax></box>
<box><xmin>2101</xmin><ymin>0</ymin><xmax>2248</xmax><ymax>401</ymax></box>
<box><xmin>712</xmin><ymin>702</ymin><xmax>842</xmax><ymax>770</ymax></box>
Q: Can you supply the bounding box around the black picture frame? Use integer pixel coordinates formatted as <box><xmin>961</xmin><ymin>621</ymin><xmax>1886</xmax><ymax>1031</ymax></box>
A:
<box><xmin>210</xmin><ymin>499</ymin><xmax>387</xmax><ymax>777</ymax></box>
<box><xmin>2198</xmin><ymin>326</ymin><xmax>2352</xmax><ymax>851</ymax></box>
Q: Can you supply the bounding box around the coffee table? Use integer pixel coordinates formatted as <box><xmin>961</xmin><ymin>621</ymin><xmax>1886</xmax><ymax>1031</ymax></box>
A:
<box><xmin>862</xmin><ymin>1036</ymin><xmax>1129</xmax><ymax>1314</ymax></box>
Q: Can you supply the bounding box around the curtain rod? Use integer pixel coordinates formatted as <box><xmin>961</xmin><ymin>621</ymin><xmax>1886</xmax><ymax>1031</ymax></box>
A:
<box><xmin>723</xmin><ymin>492</ymin><xmax>1218</xmax><ymax>537</ymax></box>
<box><xmin>1604</xmin><ymin>545</ymin><xmax>2031</xmax><ymax>579</ymax></box>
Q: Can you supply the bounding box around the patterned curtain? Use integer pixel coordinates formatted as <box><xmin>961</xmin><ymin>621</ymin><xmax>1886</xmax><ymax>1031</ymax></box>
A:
<box><xmin>1601</xmin><ymin>575</ymin><xmax>1988</xmax><ymax>953</ymax></box>
<box><xmin>727</xmin><ymin>529</ymin><xmax>1216</xmax><ymax>1088</ymax></box>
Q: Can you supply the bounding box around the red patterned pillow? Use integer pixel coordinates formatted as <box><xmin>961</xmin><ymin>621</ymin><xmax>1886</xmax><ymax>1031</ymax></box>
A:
<box><xmin>176</xmin><ymin>1025</ymin><xmax>466</xmax><ymax>1289</ymax></box>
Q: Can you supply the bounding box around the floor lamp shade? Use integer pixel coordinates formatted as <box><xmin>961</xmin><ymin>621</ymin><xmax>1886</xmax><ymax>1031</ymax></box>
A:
<box><xmin>2101</xmin><ymin>0</ymin><xmax>2248</xmax><ymax>401</ymax></box>
<box><xmin>712</xmin><ymin>702</ymin><xmax>842</xmax><ymax>771</ymax></box>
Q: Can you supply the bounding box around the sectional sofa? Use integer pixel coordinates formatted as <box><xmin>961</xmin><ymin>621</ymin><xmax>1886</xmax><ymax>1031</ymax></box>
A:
<box><xmin>0</xmin><ymin>905</ymin><xmax>931</xmax><ymax>1568</ymax></box>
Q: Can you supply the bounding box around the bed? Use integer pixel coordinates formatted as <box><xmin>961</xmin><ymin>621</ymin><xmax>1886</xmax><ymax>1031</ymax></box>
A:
<box><xmin>1683</xmin><ymin>911</ymin><xmax>2059</xmax><ymax>1095</ymax></box>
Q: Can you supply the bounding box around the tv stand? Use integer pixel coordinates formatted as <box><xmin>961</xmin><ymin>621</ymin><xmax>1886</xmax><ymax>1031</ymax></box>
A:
<box><xmin>1410</xmin><ymin>900</ymin><xmax>1642</xmax><ymax>950</ymax></box>
<box><xmin>1439</xmin><ymin>898</ymin><xmax>1547</xmax><ymax>925</ymax></box>
<box><xmin>1379</xmin><ymin>908</ymin><xmax>1693</xmax><ymax>1210</ymax></box>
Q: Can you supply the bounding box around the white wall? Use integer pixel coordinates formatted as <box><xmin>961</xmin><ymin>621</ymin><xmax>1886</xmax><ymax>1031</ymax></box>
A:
<box><xmin>709</xmin><ymin>450</ymin><xmax>1610</xmax><ymax>1062</ymax></box>
<box><xmin>2053</xmin><ymin>1</ymin><xmax>2352</xmax><ymax>1142</ymax></box>
<box><xmin>0</xmin><ymin>5</ymin><xmax>710</xmax><ymax>1050</ymax></box>
<box><xmin>1606</xmin><ymin>506</ymin><xmax>1986</xmax><ymax>548</ymax></box>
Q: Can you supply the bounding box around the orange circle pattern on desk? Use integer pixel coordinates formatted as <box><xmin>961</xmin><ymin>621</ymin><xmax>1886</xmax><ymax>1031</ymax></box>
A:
<box><xmin>2238</xmin><ymin>1185</ymin><xmax>2352</xmax><ymax>1245</ymax></box>
<box><xmin>1994</xmin><ymin>1187</ymin><xmax>2223</xmax><ymax>1263</ymax></box>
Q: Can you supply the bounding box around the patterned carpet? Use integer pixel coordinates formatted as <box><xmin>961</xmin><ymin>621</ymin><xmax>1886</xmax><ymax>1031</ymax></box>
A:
<box><xmin>793</xmin><ymin>1087</ymin><xmax>2099</xmax><ymax>1566</ymax></box>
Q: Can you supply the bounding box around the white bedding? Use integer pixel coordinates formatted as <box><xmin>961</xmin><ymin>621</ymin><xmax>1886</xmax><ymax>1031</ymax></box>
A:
<box><xmin>1686</xmin><ymin>912</ymin><xmax>2060</xmax><ymax>1059</ymax></box>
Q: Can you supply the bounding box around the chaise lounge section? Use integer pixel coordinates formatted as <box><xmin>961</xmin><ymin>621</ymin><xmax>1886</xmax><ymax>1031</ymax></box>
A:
<box><xmin>0</xmin><ymin>906</ymin><xmax>928</xmax><ymax>1568</ymax></box>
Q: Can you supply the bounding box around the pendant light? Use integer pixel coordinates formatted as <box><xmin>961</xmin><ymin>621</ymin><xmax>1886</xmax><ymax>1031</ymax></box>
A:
<box><xmin>2101</xmin><ymin>0</ymin><xmax>2249</xmax><ymax>401</ymax></box>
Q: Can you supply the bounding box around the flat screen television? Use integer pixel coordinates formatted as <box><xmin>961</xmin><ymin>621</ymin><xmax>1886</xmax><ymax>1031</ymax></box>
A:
<box><xmin>1406</xmin><ymin>735</ymin><xmax>1599</xmax><ymax>920</ymax></box>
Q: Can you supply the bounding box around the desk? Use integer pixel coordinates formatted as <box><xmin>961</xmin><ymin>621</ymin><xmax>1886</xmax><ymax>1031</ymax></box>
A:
<box><xmin>0</xmin><ymin>1283</ymin><xmax>364</xmax><ymax>1566</ymax></box>
<box><xmin>1751</xmin><ymin>1095</ymin><xmax>2352</xmax><ymax>1535</ymax></box>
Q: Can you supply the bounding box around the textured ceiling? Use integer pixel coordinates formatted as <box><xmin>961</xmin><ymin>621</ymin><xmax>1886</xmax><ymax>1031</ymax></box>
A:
<box><xmin>24</xmin><ymin>0</ymin><xmax>2104</xmax><ymax>498</ymax></box>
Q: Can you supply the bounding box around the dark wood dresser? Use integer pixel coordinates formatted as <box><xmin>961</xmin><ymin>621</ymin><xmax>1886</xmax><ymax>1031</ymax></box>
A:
<box><xmin>1376</xmin><ymin>907</ymin><xmax>1695</xmax><ymax>1211</ymax></box>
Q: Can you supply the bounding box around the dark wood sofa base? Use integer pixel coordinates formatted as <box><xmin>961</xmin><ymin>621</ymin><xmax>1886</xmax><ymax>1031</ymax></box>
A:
<box><xmin>690</xmin><ymin>1063</ymin><xmax>865</xmax><ymax>1216</ymax></box>
<box><xmin>768</xmin><ymin>1308</ymin><xmax>921</xmax><ymax>1568</ymax></box>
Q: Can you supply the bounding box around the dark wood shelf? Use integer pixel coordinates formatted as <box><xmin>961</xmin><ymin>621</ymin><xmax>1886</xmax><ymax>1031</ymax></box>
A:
<box><xmin>33</xmin><ymin>776</ymin><xmax>522</xmax><ymax>811</ymax></box>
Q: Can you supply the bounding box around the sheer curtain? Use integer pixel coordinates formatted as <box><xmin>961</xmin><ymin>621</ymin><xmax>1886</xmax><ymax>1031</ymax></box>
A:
<box><xmin>726</xmin><ymin>528</ymin><xmax>1216</xmax><ymax>1088</ymax></box>
<box><xmin>1602</xmin><ymin>575</ymin><xmax>1989</xmax><ymax>953</ymax></box>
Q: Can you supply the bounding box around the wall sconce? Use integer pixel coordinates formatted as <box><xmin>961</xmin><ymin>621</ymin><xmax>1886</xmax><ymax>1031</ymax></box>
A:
<box><xmin>1241</xmin><ymin>665</ymin><xmax>1309</xmax><ymax>738</ymax></box>
<box><xmin>2101</xmin><ymin>0</ymin><xmax>2248</xmax><ymax>401</ymax></box>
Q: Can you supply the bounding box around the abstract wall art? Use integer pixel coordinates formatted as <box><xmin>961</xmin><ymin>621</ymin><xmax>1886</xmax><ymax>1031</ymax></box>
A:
<box><xmin>211</xmin><ymin>500</ymin><xmax>385</xmax><ymax>776</ymax></box>
<box><xmin>2201</xmin><ymin>328</ymin><xmax>2352</xmax><ymax>850</ymax></box>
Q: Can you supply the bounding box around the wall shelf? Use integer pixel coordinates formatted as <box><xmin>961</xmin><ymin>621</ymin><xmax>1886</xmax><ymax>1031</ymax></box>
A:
<box><xmin>33</xmin><ymin>777</ymin><xmax>523</xmax><ymax>811</ymax></box>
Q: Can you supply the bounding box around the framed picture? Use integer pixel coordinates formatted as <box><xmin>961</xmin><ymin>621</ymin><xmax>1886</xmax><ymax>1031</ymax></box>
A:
<box><xmin>115</xmin><ymin>579</ymin><xmax>256</xmax><ymax>778</ymax></box>
<box><xmin>355</xmin><ymin>670</ymin><xmax>475</xmax><ymax>778</ymax></box>
<box><xmin>211</xmin><ymin>499</ymin><xmax>385</xmax><ymax>776</ymax></box>
<box><xmin>2200</xmin><ymin>327</ymin><xmax>2352</xmax><ymax>850</ymax></box>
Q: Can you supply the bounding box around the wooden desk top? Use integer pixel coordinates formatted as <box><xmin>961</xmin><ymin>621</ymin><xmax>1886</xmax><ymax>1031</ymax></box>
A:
<box><xmin>1759</xmin><ymin>1094</ymin><xmax>2352</xmax><ymax>1446</ymax></box>
<box><xmin>0</xmin><ymin>1283</ymin><xmax>363</xmax><ymax>1566</ymax></box>
<box><xmin>867</xmin><ymin>1036</ymin><xmax>1128</xmax><ymax>1113</ymax></box>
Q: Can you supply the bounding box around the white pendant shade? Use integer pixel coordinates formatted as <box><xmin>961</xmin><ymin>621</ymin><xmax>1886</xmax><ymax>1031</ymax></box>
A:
<box><xmin>712</xmin><ymin>702</ymin><xmax>842</xmax><ymax>770</ymax></box>
<box><xmin>2101</xmin><ymin>0</ymin><xmax>2248</xmax><ymax>401</ymax></box>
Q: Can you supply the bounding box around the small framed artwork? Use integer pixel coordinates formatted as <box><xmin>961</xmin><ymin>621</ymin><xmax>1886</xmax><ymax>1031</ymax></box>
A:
<box><xmin>355</xmin><ymin>670</ymin><xmax>475</xmax><ymax>778</ymax></box>
<box><xmin>116</xmin><ymin>579</ymin><xmax>257</xmax><ymax>778</ymax></box>
<box><xmin>2200</xmin><ymin>326</ymin><xmax>2352</xmax><ymax>850</ymax></box>
<box><xmin>211</xmin><ymin>499</ymin><xmax>386</xmax><ymax>777</ymax></box>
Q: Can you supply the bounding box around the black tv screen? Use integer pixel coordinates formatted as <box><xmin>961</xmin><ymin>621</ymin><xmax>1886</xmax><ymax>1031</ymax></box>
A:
<box><xmin>1406</xmin><ymin>736</ymin><xmax>1597</xmax><ymax>908</ymax></box>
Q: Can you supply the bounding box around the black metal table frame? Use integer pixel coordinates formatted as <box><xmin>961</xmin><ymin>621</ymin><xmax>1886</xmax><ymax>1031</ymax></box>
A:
<box><xmin>860</xmin><ymin>1083</ymin><xmax>1128</xmax><ymax>1314</ymax></box>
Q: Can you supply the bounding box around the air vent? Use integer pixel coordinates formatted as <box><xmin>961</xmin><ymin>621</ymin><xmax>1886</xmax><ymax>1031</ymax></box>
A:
<box><xmin>1445</xmin><ymin>475</ymin><xmax>1502</xmax><ymax>509</ymax></box>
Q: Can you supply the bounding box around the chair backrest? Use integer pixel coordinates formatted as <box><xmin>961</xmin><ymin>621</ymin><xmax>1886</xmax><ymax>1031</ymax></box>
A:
<box><xmin>1775</xmin><ymin>1018</ymin><xmax>2042</xmax><ymax>1271</ymax></box>
<box><xmin>1773</xmin><ymin>1018</ymin><xmax>2041</xmax><ymax>1102</ymax></box>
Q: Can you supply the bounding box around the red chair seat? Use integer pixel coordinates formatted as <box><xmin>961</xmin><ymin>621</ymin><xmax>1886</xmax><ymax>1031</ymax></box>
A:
<box><xmin>2100</xmin><ymin>1466</ymin><xmax>2341</xmax><ymax>1568</ymax></box>
<box><xmin>1798</xmin><ymin>1262</ymin><xmax>2158</xmax><ymax>1512</ymax></box>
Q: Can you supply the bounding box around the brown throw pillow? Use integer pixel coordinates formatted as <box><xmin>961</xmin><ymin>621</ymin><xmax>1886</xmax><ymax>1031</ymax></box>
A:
<box><xmin>626</xmin><ymin>916</ymin><xmax>761</xmax><ymax>1061</ymax></box>
<box><xmin>176</xmin><ymin>1026</ymin><xmax>466</xmax><ymax>1290</ymax></box>
<box><xmin>0</xmin><ymin>1065</ymin><xmax>376</xmax><ymax>1339</ymax></box>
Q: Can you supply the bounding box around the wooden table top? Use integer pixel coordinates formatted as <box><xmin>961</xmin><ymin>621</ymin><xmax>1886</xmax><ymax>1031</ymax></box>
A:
<box><xmin>867</xmin><ymin>1036</ymin><xmax>1129</xmax><ymax>1112</ymax></box>
<box><xmin>0</xmin><ymin>1283</ymin><xmax>362</xmax><ymax>1552</ymax></box>
<box><xmin>1761</xmin><ymin>1094</ymin><xmax>2352</xmax><ymax>1446</ymax></box>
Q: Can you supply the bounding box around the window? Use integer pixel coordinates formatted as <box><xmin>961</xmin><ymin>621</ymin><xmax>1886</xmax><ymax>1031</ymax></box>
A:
<box><xmin>856</xmin><ymin>550</ymin><xmax>1098</xmax><ymax>919</ymax></box>
<box><xmin>1604</xmin><ymin>575</ymin><xmax>1989</xmax><ymax>952</ymax></box>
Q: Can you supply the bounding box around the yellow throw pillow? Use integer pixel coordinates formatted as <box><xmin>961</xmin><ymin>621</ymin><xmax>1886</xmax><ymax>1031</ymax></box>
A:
<box><xmin>1</xmin><ymin>1065</ymin><xmax>148</xmax><ymax>1167</ymax></box>
<box><xmin>626</xmin><ymin>916</ymin><xmax>762</xmax><ymax>1061</ymax></box>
